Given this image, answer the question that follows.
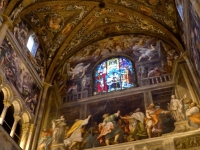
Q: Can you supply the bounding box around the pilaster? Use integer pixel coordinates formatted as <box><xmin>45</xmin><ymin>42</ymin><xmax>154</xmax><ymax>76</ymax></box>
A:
<box><xmin>25</xmin><ymin>124</ymin><xmax>35</xmax><ymax>150</ymax></box>
<box><xmin>31</xmin><ymin>82</ymin><xmax>51</xmax><ymax>150</ymax></box>
<box><xmin>20</xmin><ymin>122</ymin><xmax>31</xmax><ymax>149</ymax></box>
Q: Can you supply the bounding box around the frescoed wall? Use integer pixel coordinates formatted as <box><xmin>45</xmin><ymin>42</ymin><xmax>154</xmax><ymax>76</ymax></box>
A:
<box><xmin>189</xmin><ymin>1</ymin><xmax>200</xmax><ymax>79</ymax></box>
<box><xmin>55</xmin><ymin>34</ymin><xmax>179</xmax><ymax>102</ymax></box>
<box><xmin>38</xmin><ymin>86</ymin><xmax>196</xmax><ymax>150</ymax></box>
<box><xmin>0</xmin><ymin>38</ymin><xmax>40</xmax><ymax>114</ymax></box>
<box><xmin>13</xmin><ymin>19</ymin><xmax>46</xmax><ymax>81</ymax></box>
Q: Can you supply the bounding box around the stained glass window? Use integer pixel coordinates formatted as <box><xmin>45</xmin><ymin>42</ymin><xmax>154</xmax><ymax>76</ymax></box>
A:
<box><xmin>94</xmin><ymin>57</ymin><xmax>136</xmax><ymax>95</ymax></box>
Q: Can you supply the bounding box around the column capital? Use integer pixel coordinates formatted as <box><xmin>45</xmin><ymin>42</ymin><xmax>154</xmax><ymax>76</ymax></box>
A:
<box><xmin>42</xmin><ymin>82</ymin><xmax>52</xmax><ymax>89</ymax></box>
<box><xmin>3</xmin><ymin>100</ymin><xmax>12</xmax><ymax>107</ymax></box>
<box><xmin>21</xmin><ymin>122</ymin><xmax>31</xmax><ymax>131</ymax></box>
<box><xmin>0</xmin><ymin>13</ymin><xmax>13</xmax><ymax>28</ymax></box>
<box><xmin>13</xmin><ymin>114</ymin><xmax>21</xmax><ymax>121</ymax></box>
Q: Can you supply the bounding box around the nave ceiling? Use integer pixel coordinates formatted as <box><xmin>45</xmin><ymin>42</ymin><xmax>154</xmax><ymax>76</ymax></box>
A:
<box><xmin>11</xmin><ymin>0</ymin><xmax>184</xmax><ymax>83</ymax></box>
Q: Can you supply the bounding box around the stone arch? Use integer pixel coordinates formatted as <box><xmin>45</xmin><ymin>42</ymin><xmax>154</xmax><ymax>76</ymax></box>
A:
<box><xmin>12</xmin><ymin>98</ymin><xmax>23</xmax><ymax>115</ymax></box>
<box><xmin>1</xmin><ymin>84</ymin><xmax>13</xmax><ymax>101</ymax></box>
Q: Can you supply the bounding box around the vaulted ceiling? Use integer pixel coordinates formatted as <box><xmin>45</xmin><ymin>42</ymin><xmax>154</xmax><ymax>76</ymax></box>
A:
<box><xmin>15</xmin><ymin>0</ymin><xmax>184</xmax><ymax>83</ymax></box>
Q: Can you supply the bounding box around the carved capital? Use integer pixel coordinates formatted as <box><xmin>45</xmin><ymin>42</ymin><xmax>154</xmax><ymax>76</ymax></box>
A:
<box><xmin>13</xmin><ymin>114</ymin><xmax>21</xmax><ymax>121</ymax></box>
<box><xmin>21</xmin><ymin>123</ymin><xmax>31</xmax><ymax>131</ymax></box>
<box><xmin>3</xmin><ymin>100</ymin><xmax>11</xmax><ymax>107</ymax></box>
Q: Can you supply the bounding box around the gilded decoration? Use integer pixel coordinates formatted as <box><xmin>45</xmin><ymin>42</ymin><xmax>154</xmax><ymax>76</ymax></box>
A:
<box><xmin>11</xmin><ymin>0</ymin><xmax>181</xmax><ymax>83</ymax></box>
<box><xmin>45</xmin><ymin>13</ymin><xmax>64</xmax><ymax>32</ymax></box>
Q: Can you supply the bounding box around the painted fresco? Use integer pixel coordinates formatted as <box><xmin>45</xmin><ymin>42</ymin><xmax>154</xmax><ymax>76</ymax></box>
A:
<box><xmin>189</xmin><ymin>1</ymin><xmax>200</xmax><ymax>79</ymax></box>
<box><xmin>55</xmin><ymin>34</ymin><xmax>179</xmax><ymax>102</ymax></box>
<box><xmin>0</xmin><ymin>38</ymin><xmax>40</xmax><ymax>114</ymax></box>
<box><xmin>13</xmin><ymin>19</ymin><xmax>46</xmax><ymax>81</ymax></box>
<box><xmin>37</xmin><ymin>92</ymin><xmax>178</xmax><ymax>149</ymax></box>
<box><xmin>37</xmin><ymin>83</ymin><xmax>200</xmax><ymax>150</ymax></box>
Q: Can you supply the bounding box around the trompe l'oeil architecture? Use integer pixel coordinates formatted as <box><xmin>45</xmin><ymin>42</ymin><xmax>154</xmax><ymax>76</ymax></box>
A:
<box><xmin>0</xmin><ymin>0</ymin><xmax>200</xmax><ymax>150</ymax></box>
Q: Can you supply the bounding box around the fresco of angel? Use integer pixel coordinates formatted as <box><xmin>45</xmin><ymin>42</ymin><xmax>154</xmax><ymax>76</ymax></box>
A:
<box><xmin>132</xmin><ymin>44</ymin><xmax>158</xmax><ymax>62</ymax></box>
<box><xmin>68</xmin><ymin>63</ymin><xmax>90</xmax><ymax>80</ymax></box>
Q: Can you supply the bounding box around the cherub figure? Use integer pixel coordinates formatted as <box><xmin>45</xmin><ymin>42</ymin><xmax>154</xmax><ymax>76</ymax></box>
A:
<box><xmin>68</xmin><ymin>63</ymin><xmax>90</xmax><ymax>80</ymax></box>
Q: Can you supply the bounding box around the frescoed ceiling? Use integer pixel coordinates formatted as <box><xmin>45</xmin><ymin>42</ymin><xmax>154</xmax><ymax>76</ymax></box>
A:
<box><xmin>12</xmin><ymin>0</ymin><xmax>184</xmax><ymax>83</ymax></box>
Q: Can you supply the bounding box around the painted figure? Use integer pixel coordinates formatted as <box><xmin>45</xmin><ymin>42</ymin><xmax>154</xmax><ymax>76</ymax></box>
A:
<box><xmin>51</xmin><ymin>116</ymin><xmax>66</xmax><ymax>144</ymax></box>
<box><xmin>168</xmin><ymin>94</ymin><xmax>186</xmax><ymax>121</ymax></box>
<box><xmin>37</xmin><ymin>129</ymin><xmax>52</xmax><ymax>150</ymax></box>
<box><xmin>145</xmin><ymin>103</ymin><xmax>170</xmax><ymax>138</ymax></box>
<box><xmin>25</xmin><ymin>93</ymin><xmax>38</xmax><ymax>113</ymax></box>
<box><xmin>133</xmin><ymin>44</ymin><xmax>157</xmax><ymax>62</ymax></box>
<box><xmin>67</xmin><ymin>83</ymin><xmax>78</xmax><ymax>94</ymax></box>
<box><xmin>81</xmin><ymin>122</ymin><xmax>101</xmax><ymax>149</ymax></box>
<box><xmin>120</xmin><ymin>108</ymin><xmax>147</xmax><ymax>141</ymax></box>
<box><xmin>81</xmin><ymin>75</ymin><xmax>91</xmax><ymax>91</ymax></box>
<box><xmin>186</xmin><ymin>102</ymin><xmax>200</xmax><ymax>127</ymax></box>
<box><xmin>68</xmin><ymin>63</ymin><xmax>90</xmax><ymax>80</ymax></box>
<box><xmin>97</xmin><ymin>110</ymin><xmax>122</xmax><ymax>145</ymax></box>
<box><xmin>64</xmin><ymin>115</ymin><xmax>92</xmax><ymax>150</ymax></box>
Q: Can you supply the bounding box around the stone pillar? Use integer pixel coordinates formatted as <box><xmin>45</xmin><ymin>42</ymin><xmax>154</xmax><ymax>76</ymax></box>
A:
<box><xmin>25</xmin><ymin>124</ymin><xmax>35</xmax><ymax>150</ymax></box>
<box><xmin>10</xmin><ymin>114</ymin><xmax>21</xmax><ymax>137</ymax></box>
<box><xmin>0</xmin><ymin>100</ymin><xmax>11</xmax><ymax>125</ymax></box>
<box><xmin>180</xmin><ymin>65</ymin><xmax>198</xmax><ymax>104</ymax></box>
<box><xmin>19</xmin><ymin>122</ymin><xmax>31</xmax><ymax>149</ymax></box>
<box><xmin>0</xmin><ymin>15</ymin><xmax>12</xmax><ymax>46</ymax></box>
<box><xmin>31</xmin><ymin>82</ymin><xmax>51</xmax><ymax>150</ymax></box>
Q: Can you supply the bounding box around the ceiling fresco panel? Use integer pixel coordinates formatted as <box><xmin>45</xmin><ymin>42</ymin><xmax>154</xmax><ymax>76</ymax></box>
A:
<box><xmin>12</xmin><ymin>0</ymin><xmax>183</xmax><ymax>84</ymax></box>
